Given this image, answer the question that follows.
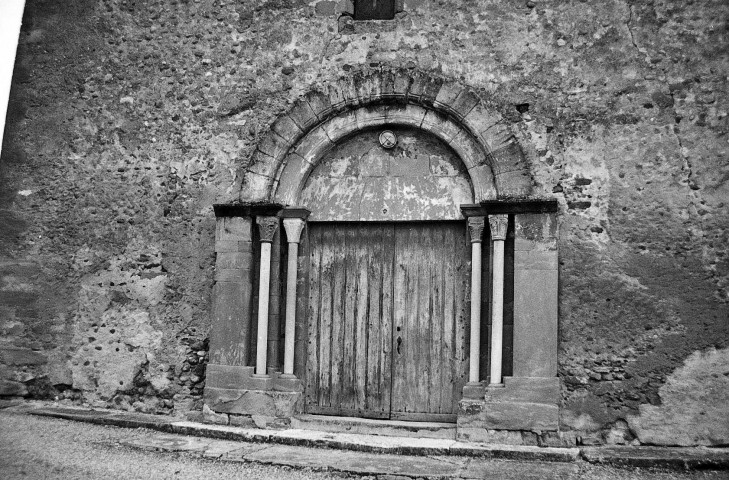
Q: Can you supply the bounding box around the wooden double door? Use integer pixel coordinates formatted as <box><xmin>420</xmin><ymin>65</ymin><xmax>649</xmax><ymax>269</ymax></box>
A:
<box><xmin>304</xmin><ymin>222</ymin><xmax>469</xmax><ymax>421</ymax></box>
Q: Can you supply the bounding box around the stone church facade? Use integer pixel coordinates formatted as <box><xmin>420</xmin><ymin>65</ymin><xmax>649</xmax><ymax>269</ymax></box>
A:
<box><xmin>1</xmin><ymin>0</ymin><xmax>727</xmax><ymax>447</ymax></box>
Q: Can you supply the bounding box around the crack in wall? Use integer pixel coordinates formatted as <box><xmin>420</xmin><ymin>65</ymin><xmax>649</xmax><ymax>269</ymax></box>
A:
<box><xmin>625</xmin><ymin>3</ymin><xmax>640</xmax><ymax>53</ymax></box>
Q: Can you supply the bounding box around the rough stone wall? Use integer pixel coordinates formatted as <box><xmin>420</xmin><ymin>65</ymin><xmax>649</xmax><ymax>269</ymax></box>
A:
<box><xmin>1</xmin><ymin>0</ymin><xmax>727</xmax><ymax>445</ymax></box>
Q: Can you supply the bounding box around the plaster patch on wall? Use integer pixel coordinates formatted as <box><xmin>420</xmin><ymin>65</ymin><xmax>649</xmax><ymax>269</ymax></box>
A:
<box><xmin>627</xmin><ymin>347</ymin><xmax>729</xmax><ymax>446</ymax></box>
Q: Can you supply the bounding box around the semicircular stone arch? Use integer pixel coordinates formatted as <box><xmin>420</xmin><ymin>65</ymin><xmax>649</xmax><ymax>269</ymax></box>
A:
<box><xmin>240</xmin><ymin>69</ymin><xmax>534</xmax><ymax>210</ymax></box>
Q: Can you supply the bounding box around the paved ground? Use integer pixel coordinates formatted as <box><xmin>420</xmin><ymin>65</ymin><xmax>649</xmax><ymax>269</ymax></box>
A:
<box><xmin>1</xmin><ymin>410</ymin><xmax>727</xmax><ymax>479</ymax></box>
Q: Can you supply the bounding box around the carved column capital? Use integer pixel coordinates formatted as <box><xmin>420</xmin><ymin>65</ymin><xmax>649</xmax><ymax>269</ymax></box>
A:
<box><xmin>256</xmin><ymin>216</ymin><xmax>279</xmax><ymax>243</ymax></box>
<box><xmin>283</xmin><ymin>218</ymin><xmax>306</xmax><ymax>244</ymax></box>
<box><xmin>467</xmin><ymin>217</ymin><xmax>485</xmax><ymax>243</ymax></box>
<box><xmin>489</xmin><ymin>214</ymin><xmax>508</xmax><ymax>241</ymax></box>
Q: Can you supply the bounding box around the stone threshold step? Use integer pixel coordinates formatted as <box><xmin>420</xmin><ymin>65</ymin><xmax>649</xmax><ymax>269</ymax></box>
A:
<box><xmin>25</xmin><ymin>405</ymin><xmax>578</xmax><ymax>463</ymax></box>
<box><xmin>291</xmin><ymin>414</ymin><xmax>457</xmax><ymax>439</ymax></box>
<box><xmin>21</xmin><ymin>404</ymin><xmax>729</xmax><ymax>470</ymax></box>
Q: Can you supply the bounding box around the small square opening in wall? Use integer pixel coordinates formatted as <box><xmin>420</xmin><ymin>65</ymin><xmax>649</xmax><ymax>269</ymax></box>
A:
<box><xmin>354</xmin><ymin>0</ymin><xmax>395</xmax><ymax>20</ymax></box>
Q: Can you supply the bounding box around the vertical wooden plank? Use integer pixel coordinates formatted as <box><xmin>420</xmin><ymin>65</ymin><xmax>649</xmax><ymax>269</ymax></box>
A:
<box><xmin>453</xmin><ymin>222</ymin><xmax>469</xmax><ymax>409</ymax></box>
<box><xmin>342</xmin><ymin>225</ymin><xmax>358</xmax><ymax>411</ymax></box>
<box><xmin>318</xmin><ymin>226</ymin><xmax>334</xmax><ymax>409</ymax></box>
<box><xmin>391</xmin><ymin>224</ymin><xmax>407</xmax><ymax>413</ymax></box>
<box><xmin>380</xmin><ymin>224</ymin><xmax>394</xmax><ymax>415</ymax></box>
<box><xmin>365</xmin><ymin>225</ymin><xmax>381</xmax><ymax>412</ymax></box>
<box><xmin>440</xmin><ymin>224</ymin><xmax>456</xmax><ymax>413</ymax></box>
<box><xmin>406</xmin><ymin>225</ymin><xmax>420</xmax><ymax>413</ymax></box>
<box><xmin>416</xmin><ymin>224</ymin><xmax>431</xmax><ymax>412</ymax></box>
<box><xmin>305</xmin><ymin>226</ymin><xmax>322</xmax><ymax>410</ymax></box>
<box><xmin>430</xmin><ymin>224</ymin><xmax>444</xmax><ymax>413</ymax></box>
<box><xmin>354</xmin><ymin>224</ymin><xmax>370</xmax><ymax>412</ymax></box>
<box><xmin>294</xmin><ymin>224</ymin><xmax>309</xmax><ymax>380</ymax></box>
<box><xmin>329</xmin><ymin>225</ymin><xmax>347</xmax><ymax>411</ymax></box>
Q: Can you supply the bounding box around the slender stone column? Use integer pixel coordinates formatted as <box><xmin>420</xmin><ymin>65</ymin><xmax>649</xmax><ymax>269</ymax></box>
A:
<box><xmin>467</xmin><ymin>217</ymin><xmax>485</xmax><ymax>384</ymax></box>
<box><xmin>488</xmin><ymin>214</ymin><xmax>508</xmax><ymax>386</ymax></box>
<box><xmin>282</xmin><ymin>216</ymin><xmax>306</xmax><ymax>377</ymax></box>
<box><xmin>255</xmin><ymin>216</ymin><xmax>279</xmax><ymax>376</ymax></box>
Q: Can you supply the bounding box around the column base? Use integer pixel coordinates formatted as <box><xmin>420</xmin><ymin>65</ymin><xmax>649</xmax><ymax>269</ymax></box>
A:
<box><xmin>275</xmin><ymin>374</ymin><xmax>303</xmax><ymax>392</ymax></box>
<box><xmin>462</xmin><ymin>382</ymin><xmax>486</xmax><ymax>399</ymax></box>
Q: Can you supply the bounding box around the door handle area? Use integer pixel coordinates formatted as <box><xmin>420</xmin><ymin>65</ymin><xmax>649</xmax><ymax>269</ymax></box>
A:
<box><xmin>396</xmin><ymin>336</ymin><xmax>402</xmax><ymax>355</ymax></box>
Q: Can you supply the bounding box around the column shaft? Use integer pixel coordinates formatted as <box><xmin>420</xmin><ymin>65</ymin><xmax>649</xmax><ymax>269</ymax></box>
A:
<box><xmin>281</xmin><ymin>213</ymin><xmax>308</xmax><ymax>380</ymax></box>
<box><xmin>283</xmin><ymin>241</ymin><xmax>299</xmax><ymax>376</ymax></box>
<box><xmin>255</xmin><ymin>241</ymin><xmax>272</xmax><ymax>376</ymax></box>
<box><xmin>469</xmin><ymin>241</ymin><xmax>482</xmax><ymax>383</ymax></box>
<box><xmin>466</xmin><ymin>217</ymin><xmax>485</xmax><ymax>385</ymax></box>
<box><xmin>488</xmin><ymin>214</ymin><xmax>508</xmax><ymax>386</ymax></box>
<box><xmin>489</xmin><ymin>239</ymin><xmax>505</xmax><ymax>385</ymax></box>
<box><xmin>254</xmin><ymin>216</ymin><xmax>279</xmax><ymax>377</ymax></box>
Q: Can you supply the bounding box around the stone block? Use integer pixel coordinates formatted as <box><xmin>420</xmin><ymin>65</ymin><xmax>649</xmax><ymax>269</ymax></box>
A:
<box><xmin>215</xmin><ymin>252</ymin><xmax>247</xmax><ymax>270</ymax></box>
<box><xmin>458</xmin><ymin>399</ymin><xmax>559</xmax><ymax>431</ymax></box>
<box><xmin>322</xmin><ymin>110</ymin><xmax>359</xmax><ymax>143</ymax></box>
<box><xmin>514</xmin><ymin>213</ymin><xmax>558</xmax><ymax>251</ymax></box>
<box><xmin>484</xmin><ymin>377</ymin><xmax>560</xmax><ymax>405</ymax></box>
<box><xmin>462</xmin><ymin>382</ymin><xmax>486</xmax><ymax>399</ymax></box>
<box><xmin>247</xmin><ymin>150</ymin><xmax>278</xmax><ymax>177</ymax></box>
<box><xmin>240</xmin><ymin>171</ymin><xmax>272</xmax><ymax>202</ymax></box>
<box><xmin>494</xmin><ymin>169</ymin><xmax>532</xmax><ymax>198</ymax></box>
<box><xmin>387</xmin><ymin>104</ymin><xmax>427</xmax><ymax>128</ymax></box>
<box><xmin>422</xmin><ymin>110</ymin><xmax>461</xmax><ymax>142</ymax></box>
<box><xmin>514</xmin><ymin>250</ymin><xmax>558</xmax><ymax>271</ymax></box>
<box><xmin>229</xmin><ymin>413</ymin><xmax>256</xmax><ymax>428</ymax></box>
<box><xmin>216</xmin><ymin>216</ymin><xmax>252</xmax><ymax>242</ymax></box>
<box><xmin>434</xmin><ymin>81</ymin><xmax>464</xmax><ymax>112</ymax></box>
<box><xmin>274</xmin><ymin>375</ymin><xmax>303</xmax><ymax>392</ymax></box>
<box><xmin>303</xmin><ymin>91</ymin><xmax>332</xmax><ymax>121</ymax></box>
<box><xmin>271</xmin><ymin>114</ymin><xmax>303</xmax><ymax>144</ymax></box>
<box><xmin>491</xmin><ymin>141</ymin><xmax>527</xmax><ymax>175</ymax></box>
<box><xmin>202</xmin><ymin>404</ymin><xmax>229</xmax><ymax>425</ymax></box>
<box><xmin>380</xmin><ymin>70</ymin><xmax>396</xmax><ymax>99</ymax></box>
<box><xmin>513</xmin><ymin>269</ymin><xmax>558</xmax><ymax>377</ymax></box>
<box><xmin>353</xmin><ymin>72</ymin><xmax>382</xmax><ymax>104</ymax></box>
<box><xmin>467</xmin><ymin>164</ymin><xmax>498</xmax><ymax>202</ymax></box>
<box><xmin>456</xmin><ymin>426</ymin><xmax>526</xmax><ymax>444</ymax></box>
<box><xmin>0</xmin><ymin>379</ymin><xmax>28</xmax><ymax>396</ymax></box>
<box><xmin>480</xmin><ymin>122</ymin><xmax>515</xmax><ymax>153</ymax></box>
<box><xmin>463</xmin><ymin>103</ymin><xmax>503</xmax><ymax>138</ymax></box>
<box><xmin>329</xmin><ymin>77</ymin><xmax>358</xmax><ymax>109</ymax></box>
<box><xmin>293</xmin><ymin>128</ymin><xmax>334</xmax><ymax>167</ymax></box>
<box><xmin>451</xmin><ymin>129</ymin><xmax>486</xmax><ymax>170</ymax></box>
<box><xmin>205</xmin><ymin>387</ymin><xmax>302</xmax><ymax>417</ymax></box>
<box><xmin>409</xmin><ymin>72</ymin><xmax>443</xmax><ymax>104</ymax></box>
<box><xmin>214</xmin><ymin>240</ymin><xmax>253</xmax><ymax>253</ymax></box>
<box><xmin>449</xmin><ymin>88</ymin><xmax>480</xmax><ymax>119</ymax></box>
<box><xmin>214</xmin><ymin>268</ymin><xmax>250</xmax><ymax>283</ymax></box>
<box><xmin>209</xmin><ymin>281</ymin><xmax>253</xmax><ymax>366</ymax></box>
<box><xmin>206</xmin><ymin>364</ymin><xmax>255</xmax><ymax>389</ymax></box>
<box><xmin>257</xmin><ymin>131</ymin><xmax>289</xmax><ymax>161</ymax></box>
<box><xmin>288</xmin><ymin>100</ymin><xmax>319</xmax><ymax>131</ymax></box>
<box><xmin>393</xmin><ymin>70</ymin><xmax>413</xmax><ymax>98</ymax></box>
<box><xmin>0</xmin><ymin>347</ymin><xmax>47</xmax><ymax>366</ymax></box>
<box><xmin>355</xmin><ymin>104</ymin><xmax>391</xmax><ymax>130</ymax></box>
<box><xmin>275</xmin><ymin>153</ymin><xmax>312</xmax><ymax>205</ymax></box>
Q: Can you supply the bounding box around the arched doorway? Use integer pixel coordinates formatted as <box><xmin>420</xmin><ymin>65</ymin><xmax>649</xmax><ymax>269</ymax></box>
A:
<box><xmin>295</xmin><ymin>127</ymin><xmax>474</xmax><ymax>421</ymax></box>
<box><xmin>204</xmin><ymin>70</ymin><xmax>560</xmax><ymax>437</ymax></box>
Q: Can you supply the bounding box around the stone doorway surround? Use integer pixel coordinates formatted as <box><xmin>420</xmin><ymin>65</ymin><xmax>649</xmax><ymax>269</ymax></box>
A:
<box><xmin>204</xmin><ymin>69</ymin><xmax>561</xmax><ymax>440</ymax></box>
